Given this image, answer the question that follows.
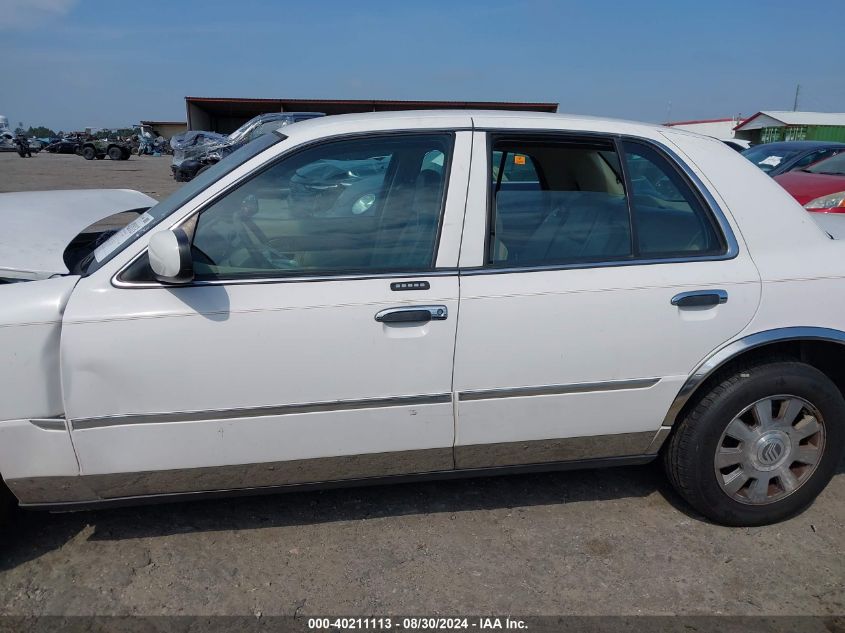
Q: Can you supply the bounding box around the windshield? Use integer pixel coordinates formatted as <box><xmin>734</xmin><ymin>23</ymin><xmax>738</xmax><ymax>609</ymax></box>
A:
<box><xmin>227</xmin><ymin>119</ymin><xmax>258</xmax><ymax>143</ymax></box>
<box><xmin>805</xmin><ymin>152</ymin><xmax>845</xmax><ymax>176</ymax></box>
<box><xmin>741</xmin><ymin>146</ymin><xmax>806</xmax><ymax>173</ymax></box>
<box><xmin>82</xmin><ymin>132</ymin><xmax>282</xmax><ymax>275</ymax></box>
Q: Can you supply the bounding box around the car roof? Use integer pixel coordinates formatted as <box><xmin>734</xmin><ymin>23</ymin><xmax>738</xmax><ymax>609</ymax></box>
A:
<box><xmin>278</xmin><ymin>109</ymin><xmax>666</xmax><ymax>136</ymax></box>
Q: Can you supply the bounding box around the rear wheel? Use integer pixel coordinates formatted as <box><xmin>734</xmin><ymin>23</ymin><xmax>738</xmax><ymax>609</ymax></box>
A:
<box><xmin>664</xmin><ymin>360</ymin><xmax>845</xmax><ymax>526</ymax></box>
<box><xmin>107</xmin><ymin>146</ymin><xmax>123</xmax><ymax>161</ymax></box>
<box><xmin>81</xmin><ymin>146</ymin><xmax>96</xmax><ymax>160</ymax></box>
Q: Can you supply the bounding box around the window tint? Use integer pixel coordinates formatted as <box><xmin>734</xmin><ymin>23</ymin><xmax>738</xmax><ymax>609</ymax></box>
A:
<box><xmin>487</xmin><ymin>137</ymin><xmax>724</xmax><ymax>267</ymax></box>
<box><xmin>492</xmin><ymin>150</ymin><xmax>541</xmax><ymax>187</ymax></box>
<box><xmin>741</xmin><ymin>146</ymin><xmax>804</xmax><ymax>173</ymax></box>
<box><xmin>806</xmin><ymin>151</ymin><xmax>845</xmax><ymax>175</ymax></box>
<box><xmin>622</xmin><ymin>141</ymin><xmax>723</xmax><ymax>257</ymax></box>
<box><xmin>488</xmin><ymin>139</ymin><xmax>630</xmax><ymax>265</ymax></box>
<box><xmin>87</xmin><ymin>133</ymin><xmax>282</xmax><ymax>276</ymax></box>
<box><xmin>791</xmin><ymin>151</ymin><xmax>822</xmax><ymax>170</ymax></box>
<box><xmin>793</xmin><ymin>149</ymin><xmax>841</xmax><ymax>171</ymax></box>
<box><xmin>191</xmin><ymin>134</ymin><xmax>452</xmax><ymax>279</ymax></box>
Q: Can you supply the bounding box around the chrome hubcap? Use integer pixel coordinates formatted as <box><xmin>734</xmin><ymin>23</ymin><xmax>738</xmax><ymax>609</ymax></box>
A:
<box><xmin>715</xmin><ymin>395</ymin><xmax>826</xmax><ymax>505</ymax></box>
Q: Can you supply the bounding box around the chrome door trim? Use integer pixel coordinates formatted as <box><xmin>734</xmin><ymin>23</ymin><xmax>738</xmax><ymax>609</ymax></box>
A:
<box><xmin>670</xmin><ymin>289</ymin><xmax>728</xmax><ymax>307</ymax></box>
<box><xmin>459</xmin><ymin>257</ymin><xmax>749</xmax><ymax>277</ymax></box>
<box><xmin>13</xmin><ymin>453</ymin><xmax>658</xmax><ymax>510</ymax></box>
<box><xmin>468</xmin><ymin>130</ymin><xmax>740</xmax><ymax>272</ymax></box>
<box><xmin>71</xmin><ymin>393</ymin><xmax>453</xmax><ymax>430</ymax></box>
<box><xmin>455</xmin><ymin>431</ymin><xmax>655</xmax><ymax>469</ymax></box>
<box><xmin>111</xmin><ymin>129</ymin><xmax>463</xmax><ymax>290</ymax></box>
<box><xmin>374</xmin><ymin>305</ymin><xmax>448</xmax><ymax>322</ymax></box>
<box><xmin>6</xmin><ymin>446</ymin><xmax>455</xmax><ymax>505</ymax></box>
<box><xmin>458</xmin><ymin>377</ymin><xmax>660</xmax><ymax>402</ymax></box>
<box><xmin>28</xmin><ymin>417</ymin><xmax>68</xmax><ymax>431</ymax></box>
<box><xmin>110</xmin><ymin>131</ymin><xmax>739</xmax><ymax>289</ymax></box>
<box><xmin>112</xmin><ymin>269</ymin><xmax>459</xmax><ymax>289</ymax></box>
<box><xmin>8</xmin><ymin>436</ymin><xmax>658</xmax><ymax>506</ymax></box>
<box><xmin>662</xmin><ymin>327</ymin><xmax>845</xmax><ymax>427</ymax></box>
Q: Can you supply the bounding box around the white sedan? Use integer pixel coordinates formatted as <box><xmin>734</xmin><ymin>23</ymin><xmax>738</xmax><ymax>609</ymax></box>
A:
<box><xmin>1</xmin><ymin>111</ymin><xmax>843</xmax><ymax>527</ymax></box>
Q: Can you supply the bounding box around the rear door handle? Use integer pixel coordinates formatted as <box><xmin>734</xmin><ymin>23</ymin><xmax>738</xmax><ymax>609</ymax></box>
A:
<box><xmin>671</xmin><ymin>289</ymin><xmax>728</xmax><ymax>308</ymax></box>
<box><xmin>375</xmin><ymin>305</ymin><xmax>448</xmax><ymax>323</ymax></box>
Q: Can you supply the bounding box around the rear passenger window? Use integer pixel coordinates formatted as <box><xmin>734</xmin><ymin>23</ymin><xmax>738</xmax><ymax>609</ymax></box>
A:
<box><xmin>492</xmin><ymin>150</ymin><xmax>541</xmax><ymax>188</ymax></box>
<box><xmin>622</xmin><ymin>141</ymin><xmax>723</xmax><ymax>257</ymax></box>
<box><xmin>487</xmin><ymin>137</ymin><xmax>724</xmax><ymax>266</ymax></box>
<box><xmin>489</xmin><ymin>139</ymin><xmax>630</xmax><ymax>265</ymax></box>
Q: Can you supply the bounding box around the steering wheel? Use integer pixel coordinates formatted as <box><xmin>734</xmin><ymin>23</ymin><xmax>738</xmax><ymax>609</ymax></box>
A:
<box><xmin>230</xmin><ymin>194</ymin><xmax>297</xmax><ymax>269</ymax></box>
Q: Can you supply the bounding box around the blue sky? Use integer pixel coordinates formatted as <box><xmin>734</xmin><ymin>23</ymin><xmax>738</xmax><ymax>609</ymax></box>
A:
<box><xmin>2</xmin><ymin>0</ymin><xmax>844</xmax><ymax>131</ymax></box>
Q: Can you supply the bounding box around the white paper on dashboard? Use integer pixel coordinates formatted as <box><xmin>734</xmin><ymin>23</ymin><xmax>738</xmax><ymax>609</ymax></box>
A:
<box><xmin>93</xmin><ymin>211</ymin><xmax>155</xmax><ymax>262</ymax></box>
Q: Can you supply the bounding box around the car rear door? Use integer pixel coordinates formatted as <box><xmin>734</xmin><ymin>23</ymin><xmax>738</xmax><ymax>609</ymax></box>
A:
<box><xmin>59</xmin><ymin>129</ymin><xmax>472</xmax><ymax>500</ymax></box>
<box><xmin>452</xmin><ymin>127</ymin><xmax>761</xmax><ymax>469</ymax></box>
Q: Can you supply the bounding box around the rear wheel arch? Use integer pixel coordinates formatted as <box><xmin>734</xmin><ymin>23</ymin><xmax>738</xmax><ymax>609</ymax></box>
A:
<box><xmin>664</xmin><ymin>359</ymin><xmax>844</xmax><ymax>525</ymax></box>
<box><xmin>664</xmin><ymin>327</ymin><xmax>845</xmax><ymax>431</ymax></box>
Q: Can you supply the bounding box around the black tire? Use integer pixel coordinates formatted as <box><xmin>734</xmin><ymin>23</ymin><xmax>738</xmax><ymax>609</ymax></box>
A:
<box><xmin>195</xmin><ymin>164</ymin><xmax>213</xmax><ymax>177</ymax></box>
<box><xmin>107</xmin><ymin>146</ymin><xmax>123</xmax><ymax>161</ymax></box>
<box><xmin>0</xmin><ymin>480</ymin><xmax>16</xmax><ymax>525</ymax></box>
<box><xmin>81</xmin><ymin>146</ymin><xmax>96</xmax><ymax>160</ymax></box>
<box><xmin>664</xmin><ymin>360</ymin><xmax>845</xmax><ymax>526</ymax></box>
<box><xmin>120</xmin><ymin>148</ymin><xmax>131</xmax><ymax>160</ymax></box>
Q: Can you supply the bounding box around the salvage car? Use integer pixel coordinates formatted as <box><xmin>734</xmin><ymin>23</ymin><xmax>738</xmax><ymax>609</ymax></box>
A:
<box><xmin>171</xmin><ymin>112</ymin><xmax>323</xmax><ymax>182</ymax></box>
<box><xmin>773</xmin><ymin>151</ymin><xmax>845</xmax><ymax>212</ymax></box>
<box><xmin>741</xmin><ymin>140</ymin><xmax>845</xmax><ymax>177</ymax></box>
<box><xmin>0</xmin><ymin>131</ymin><xmax>17</xmax><ymax>152</ymax></box>
<box><xmin>1</xmin><ymin>111</ymin><xmax>844</xmax><ymax>528</ymax></box>
<box><xmin>44</xmin><ymin>137</ymin><xmax>82</xmax><ymax>154</ymax></box>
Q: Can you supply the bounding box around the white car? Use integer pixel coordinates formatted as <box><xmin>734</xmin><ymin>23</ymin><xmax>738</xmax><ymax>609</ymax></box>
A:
<box><xmin>1</xmin><ymin>111</ymin><xmax>843</xmax><ymax>527</ymax></box>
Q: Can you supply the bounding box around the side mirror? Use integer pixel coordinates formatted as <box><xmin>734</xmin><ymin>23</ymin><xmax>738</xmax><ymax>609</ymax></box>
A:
<box><xmin>148</xmin><ymin>228</ymin><xmax>194</xmax><ymax>284</ymax></box>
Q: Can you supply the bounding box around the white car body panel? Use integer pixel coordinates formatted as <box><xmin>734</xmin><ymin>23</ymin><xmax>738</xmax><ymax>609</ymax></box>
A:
<box><xmin>0</xmin><ymin>189</ymin><xmax>156</xmax><ymax>280</ymax></box>
<box><xmin>452</xmin><ymin>125</ymin><xmax>761</xmax><ymax>465</ymax></box>
<box><xmin>2</xmin><ymin>110</ymin><xmax>845</xmax><ymax>507</ymax></box>
<box><xmin>58</xmin><ymin>126</ymin><xmax>473</xmax><ymax>493</ymax></box>
<box><xmin>663</xmin><ymin>130</ymin><xmax>845</xmax><ymax>336</ymax></box>
<box><xmin>61</xmin><ymin>276</ymin><xmax>460</xmax><ymax>483</ymax></box>
<box><xmin>0</xmin><ymin>276</ymin><xmax>79</xmax><ymax>421</ymax></box>
<box><xmin>809</xmin><ymin>212</ymin><xmax>845</xmax><ymax>240</ymax></box>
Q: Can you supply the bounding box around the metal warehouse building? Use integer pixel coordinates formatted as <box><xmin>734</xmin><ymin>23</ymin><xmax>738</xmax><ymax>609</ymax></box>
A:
<box><xmin>139</xmin><ymin>120</ymin><xmax>188</xmax><ymax>140</ymax></box>
<box><xmin>734</xmin><ymin>111</ymin><xmax>845</xmax><ymax>144</ymax></box>
<box><xmin>184</xmin><ymin>97</ymin><xmax>559</xmax><ymax>133</ymax></box>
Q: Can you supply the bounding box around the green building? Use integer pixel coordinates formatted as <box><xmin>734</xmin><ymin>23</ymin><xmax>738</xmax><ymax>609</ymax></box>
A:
<box><xmin>734</xmin><ymin>111</ymin><xmax>845</xmax><ymax>144</ymax></box>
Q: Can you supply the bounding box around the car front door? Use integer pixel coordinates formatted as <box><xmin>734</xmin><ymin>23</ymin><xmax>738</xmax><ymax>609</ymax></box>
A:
<box><xmin>452</xmin><ymin>128</ymin><xmax>761</xmax><ymax>469</ymax></box>
<box><xmin>60</xmin><ymin>130</ymin><xmax>471</xmax><ymax>500</ymax></box>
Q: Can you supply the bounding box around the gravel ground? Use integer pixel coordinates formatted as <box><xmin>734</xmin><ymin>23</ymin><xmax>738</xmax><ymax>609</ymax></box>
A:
<box><xmin>0</xmin><ymin>151</ymin><xmax>180</xmax><ymax>200</ymax></box>
<box><xmin>0</xmin><ymin>150</ymin><xmax>843</xmax><ymax>618</ymax></box>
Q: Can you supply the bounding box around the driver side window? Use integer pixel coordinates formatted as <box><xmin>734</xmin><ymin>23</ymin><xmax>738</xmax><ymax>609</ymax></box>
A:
<box><xmin>191</xmin><ymin>133</ymin><xmax>452</xmax><ymax>280</ymax></box>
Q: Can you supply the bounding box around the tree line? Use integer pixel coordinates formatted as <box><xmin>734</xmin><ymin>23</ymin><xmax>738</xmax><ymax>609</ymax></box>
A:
<box><xmin>12</xmin><ymin>124</ymin><xmax>137</xmax><ymax>139</ymax></box>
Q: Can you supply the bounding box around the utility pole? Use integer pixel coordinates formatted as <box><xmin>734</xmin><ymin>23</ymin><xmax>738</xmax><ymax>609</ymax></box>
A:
<box><xmin>793</xmin><ymin>84</ymin><xmax>801</xmax><ymax>111</ymax></box>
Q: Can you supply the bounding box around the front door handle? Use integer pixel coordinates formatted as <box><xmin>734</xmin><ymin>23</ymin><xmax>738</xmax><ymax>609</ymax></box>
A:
<box><xmin>375</xmin><ymin>305</ymin><xmax>448</xmax><ymax>323</ymax></box>
<box><xmin>671</xmin><ymin>289</ymin><xmax>728</xmax><ymax>308</ymax></box>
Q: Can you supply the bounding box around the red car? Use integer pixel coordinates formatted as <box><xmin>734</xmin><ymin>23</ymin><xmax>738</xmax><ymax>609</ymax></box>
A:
<box><xmin>774</xmin><ymin>152</ymin><xmax>845</xmax><ymax>212</ymax></box>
